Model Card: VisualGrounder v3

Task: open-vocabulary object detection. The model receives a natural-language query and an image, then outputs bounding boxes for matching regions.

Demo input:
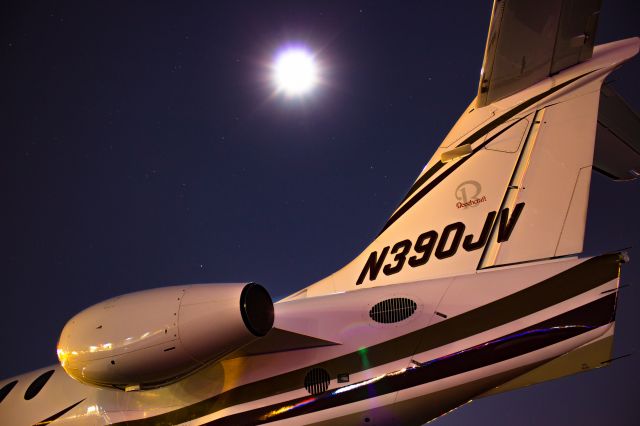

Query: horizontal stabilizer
[229,328,340,358]
[594,84,640,180]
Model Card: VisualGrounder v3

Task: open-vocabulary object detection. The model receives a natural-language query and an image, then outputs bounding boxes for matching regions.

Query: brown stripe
[307,362,545,426]
[379,118,524,236]
[399,160,445,205]
[205,294,615,425]
[33,399,85,426]
[117,253,620,425]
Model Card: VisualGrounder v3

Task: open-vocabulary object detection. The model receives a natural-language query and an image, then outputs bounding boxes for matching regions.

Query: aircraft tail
[296,37,638,298]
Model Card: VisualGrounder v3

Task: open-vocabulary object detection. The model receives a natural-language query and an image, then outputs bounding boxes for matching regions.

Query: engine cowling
[57,282,273,390]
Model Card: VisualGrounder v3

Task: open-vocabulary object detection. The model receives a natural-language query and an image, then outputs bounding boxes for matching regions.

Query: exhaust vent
[369,298,417,324]
[304,368,330,395]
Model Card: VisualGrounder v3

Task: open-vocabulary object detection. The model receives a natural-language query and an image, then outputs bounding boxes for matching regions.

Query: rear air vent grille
[369,298,417,323]
[304,368,330,395]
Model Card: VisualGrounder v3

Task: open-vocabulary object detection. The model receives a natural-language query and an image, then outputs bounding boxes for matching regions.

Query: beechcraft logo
[356,203,525,285]
[455,180,486,209]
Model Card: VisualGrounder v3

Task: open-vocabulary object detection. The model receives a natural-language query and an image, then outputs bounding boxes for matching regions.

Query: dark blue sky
[1,1,638,424]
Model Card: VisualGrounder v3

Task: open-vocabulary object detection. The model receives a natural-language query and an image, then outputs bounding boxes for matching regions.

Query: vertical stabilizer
[293,38,638,299]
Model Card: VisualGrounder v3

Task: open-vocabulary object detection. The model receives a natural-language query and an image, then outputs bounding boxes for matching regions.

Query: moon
[273,47,318,96]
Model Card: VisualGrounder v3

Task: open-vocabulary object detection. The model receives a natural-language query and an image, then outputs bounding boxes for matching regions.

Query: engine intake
[57,282,273,390]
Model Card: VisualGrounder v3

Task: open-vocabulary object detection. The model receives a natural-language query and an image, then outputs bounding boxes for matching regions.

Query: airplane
[1,1,639,425]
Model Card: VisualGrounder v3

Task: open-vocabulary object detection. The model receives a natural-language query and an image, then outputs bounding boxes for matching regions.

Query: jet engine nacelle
[57,282,273,390]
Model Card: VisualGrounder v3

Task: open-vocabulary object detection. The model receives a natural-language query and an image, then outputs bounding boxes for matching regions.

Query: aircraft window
[24,369,55,400]
[369,298,417,324]
[304,368,330,395]
[0,380,18,404]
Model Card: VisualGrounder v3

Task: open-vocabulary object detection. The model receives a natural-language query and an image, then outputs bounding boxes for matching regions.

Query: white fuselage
[0,254,621,425]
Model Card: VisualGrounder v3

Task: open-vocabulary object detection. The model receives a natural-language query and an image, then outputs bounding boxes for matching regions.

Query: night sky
[2,1,639,424]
